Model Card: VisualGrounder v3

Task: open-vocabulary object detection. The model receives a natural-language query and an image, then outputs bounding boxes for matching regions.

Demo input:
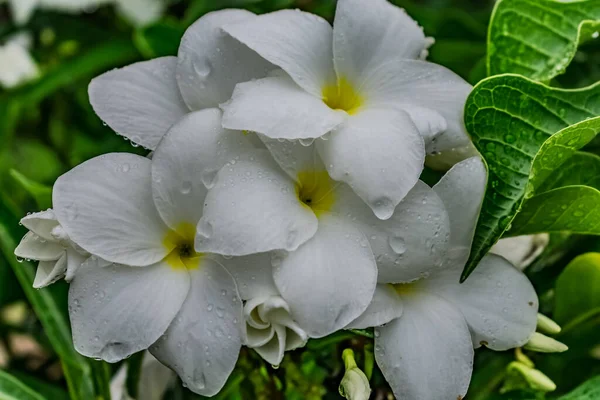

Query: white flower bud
[524,332,568,353]
[339,349,371,400]
[536,313,561,335]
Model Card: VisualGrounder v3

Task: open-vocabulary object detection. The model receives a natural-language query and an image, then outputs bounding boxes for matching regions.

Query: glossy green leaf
[536,152,600,193]
[0,370,46,400]
[0,202,96,400]
[528,117,600,194]
[463,74,600,279]
[554,253,600,325]
[509,186,600,236]
[559,376,600,399]
[488,0,600,80]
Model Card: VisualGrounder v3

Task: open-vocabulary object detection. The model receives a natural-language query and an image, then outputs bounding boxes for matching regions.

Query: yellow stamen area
[296,170,336,218]
[162,222,203,271]
[391,282,419,297]
[321,76,364,114]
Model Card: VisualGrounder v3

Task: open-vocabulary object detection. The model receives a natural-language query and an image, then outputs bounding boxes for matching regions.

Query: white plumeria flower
[1,0,164,26]
[89,9,273,151]
[52,109,257,396]
[347,157,539,400]
[219,0,472,219]
[0,33,39,89]
[14,209,88,288]
[225,254,308,366]
[491,234,549,270]
[196,139,451,338]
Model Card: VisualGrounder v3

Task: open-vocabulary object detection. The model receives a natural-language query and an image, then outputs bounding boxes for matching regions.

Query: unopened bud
[339,349,371,400]
[536,313,561,335]
[508,362,556,392]
[524,332,568,353]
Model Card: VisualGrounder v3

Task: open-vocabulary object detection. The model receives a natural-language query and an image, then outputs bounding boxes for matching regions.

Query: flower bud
[524,332,568,353]
[536,313,561,335]
[508,362,556,392]
[339,349,371,400]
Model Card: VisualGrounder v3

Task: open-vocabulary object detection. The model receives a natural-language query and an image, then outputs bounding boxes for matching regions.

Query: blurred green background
[2,0,600,399]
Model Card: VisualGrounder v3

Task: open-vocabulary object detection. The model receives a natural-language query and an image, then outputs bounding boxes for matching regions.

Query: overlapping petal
[151,109,254,229]
[423,254,538,350]
[53,153,172,267]
[223,9,336,97]
[332,0,427,82]
[332,181,450,283]
[34,256,67,288]
[221,74,344,140]
[20,209,59,241]
[15,232,63,261]
[150,258,242,397]
[375,293,473,400]
[360,59,472,154]
[318,108,424,219]
[433,156,486,254]
[346,284,403,329]
[220,253,278,300]
[176,9,273,110]
[88,57,189,150]
[69,257,190,363]
[273,214,377,338]
[196,151,317,256]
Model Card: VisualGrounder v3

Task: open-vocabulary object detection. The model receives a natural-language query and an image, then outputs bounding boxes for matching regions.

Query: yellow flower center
[162,222,203,271]
[391,281,420,297]
[321,77,364,114]
[296,170,336,218]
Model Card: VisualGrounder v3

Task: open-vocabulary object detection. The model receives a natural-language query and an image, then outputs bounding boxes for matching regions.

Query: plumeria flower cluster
[15,0,541,398]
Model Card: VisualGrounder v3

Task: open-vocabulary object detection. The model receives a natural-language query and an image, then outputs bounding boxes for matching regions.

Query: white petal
[346,284,403,329]
[65,249,87,282]
[259,137,325,182]
[332,0,427,80]
[20,209,58,240]
[221,74,344,140]
[220,253,278,300]
[8,0,38,25]
[177,9,273,110]
[53,153,171,267]
[69,257,189,363]
[0,41,39,88]
[491,234,549,270]
[150,258,242,397]
[33,255,67,288]
[253,324,286,366]
[15,232,64,261]
[274,214,377,338]
[151,109,253,229]
[115,0,163,26]
[333,181,450,283]
[223,9,336,97]
[317,108,424,220]
[423,254,538,350]
[360,60,472,154]
[375,293,473,400]
[88,57,189,150]
[433,156,486,253]
[196,151,317,256]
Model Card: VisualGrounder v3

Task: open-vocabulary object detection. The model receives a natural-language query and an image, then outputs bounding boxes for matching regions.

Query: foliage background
[1,0,600,399]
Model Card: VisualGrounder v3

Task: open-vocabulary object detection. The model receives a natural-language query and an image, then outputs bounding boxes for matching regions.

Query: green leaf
[559,375,600,399]
[488,0,600,80]
[9,170,52,209]
[0,202,96,400]
[0,370,46,400]
[535,152,600,193]
[133,21,184,59]
[509,186,600,236]
[463,74,600,279]
[554,253,600,325]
